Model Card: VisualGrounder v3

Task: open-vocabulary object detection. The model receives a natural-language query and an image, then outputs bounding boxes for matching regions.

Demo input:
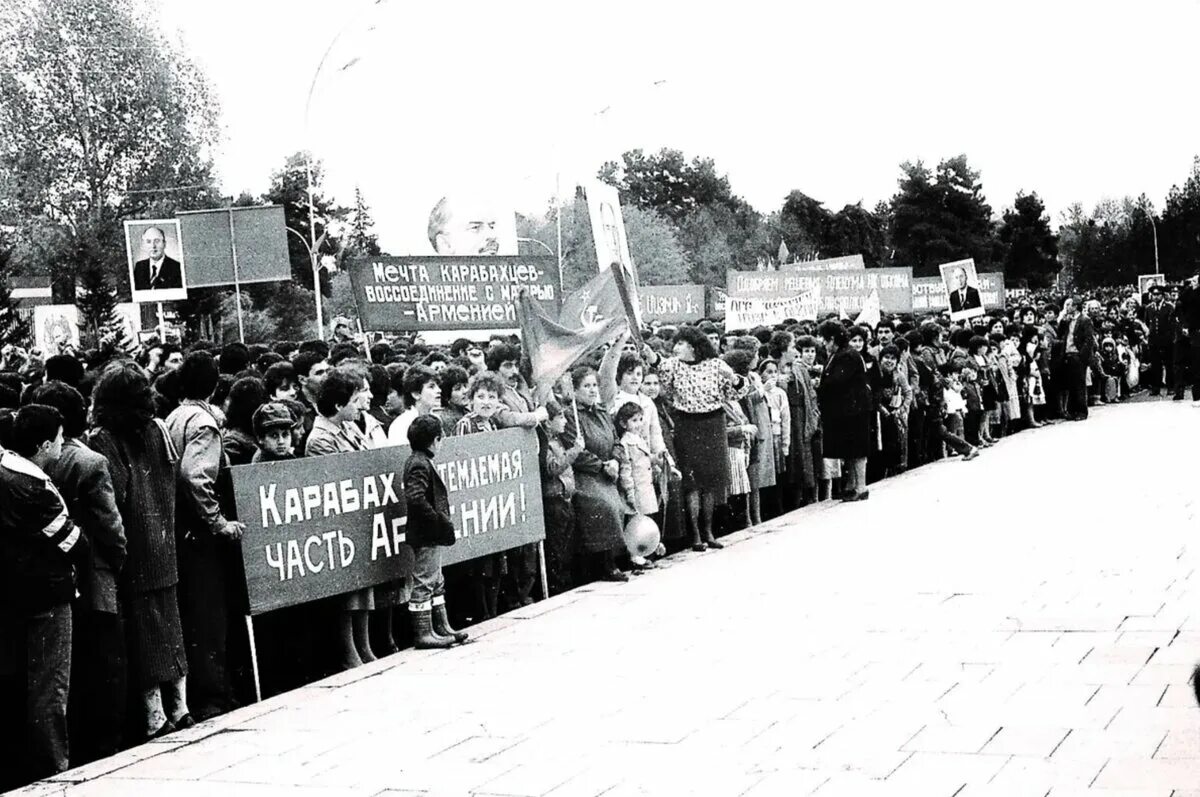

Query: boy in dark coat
[404,414,467,648]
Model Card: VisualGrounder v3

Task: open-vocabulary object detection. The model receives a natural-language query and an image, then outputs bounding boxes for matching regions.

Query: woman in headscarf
[564,365,629,581]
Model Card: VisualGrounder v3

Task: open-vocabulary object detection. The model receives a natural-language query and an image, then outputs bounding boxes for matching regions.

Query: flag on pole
[778,239,790,265]
[519,268,629,392]
[854,288,881,329]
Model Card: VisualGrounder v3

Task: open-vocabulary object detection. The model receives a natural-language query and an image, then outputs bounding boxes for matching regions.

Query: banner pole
[245,614,262,703]
[571,395,582,447]
[228,208,245,343]
[538,540,549,600]
[156,302,166,340]
[358,319,371,362]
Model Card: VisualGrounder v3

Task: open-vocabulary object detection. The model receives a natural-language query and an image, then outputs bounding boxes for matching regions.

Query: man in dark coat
[132,226,183,291]
[1174,275,1200,404]
[33,382,128,764]
[1143,284,1175,395]
[1057,298,1101,420]
[947,267,982,313]
[0,405,90,782]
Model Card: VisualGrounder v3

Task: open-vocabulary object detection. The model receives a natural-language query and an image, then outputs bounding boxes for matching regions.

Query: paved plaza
[11,399,1200,796]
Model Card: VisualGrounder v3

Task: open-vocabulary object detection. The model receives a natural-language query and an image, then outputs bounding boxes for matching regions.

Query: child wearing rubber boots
[404,414,468,647]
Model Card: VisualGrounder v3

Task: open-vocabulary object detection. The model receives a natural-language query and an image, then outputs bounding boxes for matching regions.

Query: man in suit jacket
[1057,299,1102,420]
[132,227,183,291]
[947,268,982,313]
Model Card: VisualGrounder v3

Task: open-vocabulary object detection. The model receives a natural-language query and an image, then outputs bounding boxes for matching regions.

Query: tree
[0,0,221,299]
[677,208,734,286]
[75,264,122,348]
[889,156,999,276]
[998,192,1059,288]
[599,148,768,279]
[346,186,381,258]
[1057,196,1156,288]
[1162,156,1200,279]
[776,191,828,260]
[620,206,689,285]
[0,242,30,346]
[261,151,346,295]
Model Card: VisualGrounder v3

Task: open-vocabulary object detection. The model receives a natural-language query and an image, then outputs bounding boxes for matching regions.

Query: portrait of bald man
[947,266,982,313]
[132,225,184,291]
[427,195,514,256]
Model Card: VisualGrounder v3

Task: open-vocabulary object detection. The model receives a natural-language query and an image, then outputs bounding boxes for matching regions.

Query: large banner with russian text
[232,428,546,615]
[346,255,560,332]
[727,267,913,317]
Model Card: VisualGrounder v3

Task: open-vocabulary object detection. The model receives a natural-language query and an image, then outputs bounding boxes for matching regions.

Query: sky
[159,0,1200,254]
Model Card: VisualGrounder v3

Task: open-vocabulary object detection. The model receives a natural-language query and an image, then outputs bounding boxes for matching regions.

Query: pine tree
[75,265,130,351]
[0,245,31,346]
[347,186,381,257]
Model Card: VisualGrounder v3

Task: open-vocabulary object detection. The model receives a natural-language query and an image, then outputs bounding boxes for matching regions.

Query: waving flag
[519,268,629,392]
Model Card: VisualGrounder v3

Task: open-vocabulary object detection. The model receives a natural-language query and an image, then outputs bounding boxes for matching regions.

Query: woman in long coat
[89,362,192,739]
[564,365,628,582]
[817,320,874,502]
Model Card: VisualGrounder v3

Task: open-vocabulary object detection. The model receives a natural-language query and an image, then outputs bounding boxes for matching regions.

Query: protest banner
[781,254,865,272]
[178,205,290,289]
[346,255,560,332]
[938,258,987,322]
[912,272,1006,312]
[727,267,912,315]
[124,219,188,303]
[725,290,822,330]
[639,285,706,323]
[1138,274,1166,297]
[32,304,79,354]
[9,275,52,306]
[232,427,546,615]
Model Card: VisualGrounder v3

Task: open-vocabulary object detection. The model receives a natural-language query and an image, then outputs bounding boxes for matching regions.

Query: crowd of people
[2,276,1200,788]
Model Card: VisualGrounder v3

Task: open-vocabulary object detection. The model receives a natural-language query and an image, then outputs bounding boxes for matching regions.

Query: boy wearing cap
[251,402,297,463]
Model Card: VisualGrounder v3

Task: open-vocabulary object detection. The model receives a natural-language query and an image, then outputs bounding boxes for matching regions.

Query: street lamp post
[287,227,325,334]
[302,4,381,338]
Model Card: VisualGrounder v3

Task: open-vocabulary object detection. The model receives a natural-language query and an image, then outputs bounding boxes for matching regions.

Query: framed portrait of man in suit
[124,219,188,303]
[939,258,984,323]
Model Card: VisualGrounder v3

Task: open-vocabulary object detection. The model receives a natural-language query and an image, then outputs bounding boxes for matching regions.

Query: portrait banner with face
[33,304,80,355]
[938,258,985,322]
[582,180,642,334]
[124,219,188,303]
[232,427,545,615]
[1138,274,1166,298]
[426,195,518,256]
[346,255,560,332]
[912,272,1005,313]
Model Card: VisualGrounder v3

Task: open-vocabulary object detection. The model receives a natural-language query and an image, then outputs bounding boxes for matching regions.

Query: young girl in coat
[613,401,662,568]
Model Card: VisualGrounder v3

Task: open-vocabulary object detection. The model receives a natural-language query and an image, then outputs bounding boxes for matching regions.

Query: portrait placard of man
[426,195,517,256]
[124,219,188,303]
[940,259,984,322]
